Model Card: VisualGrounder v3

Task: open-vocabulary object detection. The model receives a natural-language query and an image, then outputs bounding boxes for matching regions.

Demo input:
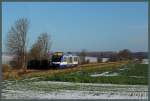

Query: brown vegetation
[2,61,128,80]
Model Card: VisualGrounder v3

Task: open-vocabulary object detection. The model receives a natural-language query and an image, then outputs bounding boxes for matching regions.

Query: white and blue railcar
[51,52,80,68]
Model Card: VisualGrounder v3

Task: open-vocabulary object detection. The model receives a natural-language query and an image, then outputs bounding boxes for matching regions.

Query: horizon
[2,50,148,54]
[2,2,148,52]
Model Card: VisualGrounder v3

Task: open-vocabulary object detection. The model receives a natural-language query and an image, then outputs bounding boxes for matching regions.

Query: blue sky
[2,2,148,52]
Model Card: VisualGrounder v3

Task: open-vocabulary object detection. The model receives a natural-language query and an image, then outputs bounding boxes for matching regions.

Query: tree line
[78,49,146,64]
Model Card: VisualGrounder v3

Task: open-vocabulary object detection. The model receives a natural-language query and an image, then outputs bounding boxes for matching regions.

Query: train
[51,52,80,68]
[27,52,80,69]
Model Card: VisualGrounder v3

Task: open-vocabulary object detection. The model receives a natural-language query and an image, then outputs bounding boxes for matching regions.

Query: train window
[74,57,78,62]
[68,57,72,63]
[63,57,67,62]
[52,55,62,62]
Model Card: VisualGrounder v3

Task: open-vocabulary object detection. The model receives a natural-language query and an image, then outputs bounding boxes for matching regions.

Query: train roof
[53,52,78,57]
[64,53,78,56]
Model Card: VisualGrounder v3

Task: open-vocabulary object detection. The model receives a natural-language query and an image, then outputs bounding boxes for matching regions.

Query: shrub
[2,64,11,73]
[3,72,10,80]
[11,71,20,80]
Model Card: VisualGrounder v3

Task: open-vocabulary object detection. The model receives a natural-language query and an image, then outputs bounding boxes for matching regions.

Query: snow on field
[90,72,145,78]
[90,72,119,77]
[128,76,145,78]
[1,80,148,99]
[2,89,148,99]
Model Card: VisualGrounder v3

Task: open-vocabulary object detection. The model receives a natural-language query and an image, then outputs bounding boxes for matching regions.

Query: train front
[51,52,64,68]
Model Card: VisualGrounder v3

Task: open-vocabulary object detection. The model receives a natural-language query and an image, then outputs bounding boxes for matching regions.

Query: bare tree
[118,49,132,60]
[7,18,29,71]
[29,43,41,60]
[30,33,52,60]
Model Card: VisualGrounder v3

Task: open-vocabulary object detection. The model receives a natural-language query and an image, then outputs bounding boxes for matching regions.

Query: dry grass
[2,64,11,72]
[2,64,12,80]
[2,71,20,80]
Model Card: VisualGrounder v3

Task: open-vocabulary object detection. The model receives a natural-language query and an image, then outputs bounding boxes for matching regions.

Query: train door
[73,56,78,65]
[66,56,73,66]
[69,56,73,63]
[63,56,67,62]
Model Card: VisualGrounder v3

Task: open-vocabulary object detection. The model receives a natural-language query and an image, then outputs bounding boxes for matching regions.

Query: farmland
[2,61,148,99]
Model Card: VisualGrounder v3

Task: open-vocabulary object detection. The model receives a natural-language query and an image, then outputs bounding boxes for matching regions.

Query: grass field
[36,62,148,85]
[4,61,148,85]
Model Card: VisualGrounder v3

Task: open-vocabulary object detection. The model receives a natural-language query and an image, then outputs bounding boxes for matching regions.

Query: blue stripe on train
[59,64,74,68]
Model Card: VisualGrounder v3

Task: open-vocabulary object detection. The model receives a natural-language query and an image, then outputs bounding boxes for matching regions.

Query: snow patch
[90,72,119,77]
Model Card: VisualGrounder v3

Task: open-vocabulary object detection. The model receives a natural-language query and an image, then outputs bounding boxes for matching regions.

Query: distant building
[141,59,149,64]
[101,58,110,62]
[85,56,98,63]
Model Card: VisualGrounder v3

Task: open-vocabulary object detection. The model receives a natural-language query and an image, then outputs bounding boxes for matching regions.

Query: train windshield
[52,55,62,62]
